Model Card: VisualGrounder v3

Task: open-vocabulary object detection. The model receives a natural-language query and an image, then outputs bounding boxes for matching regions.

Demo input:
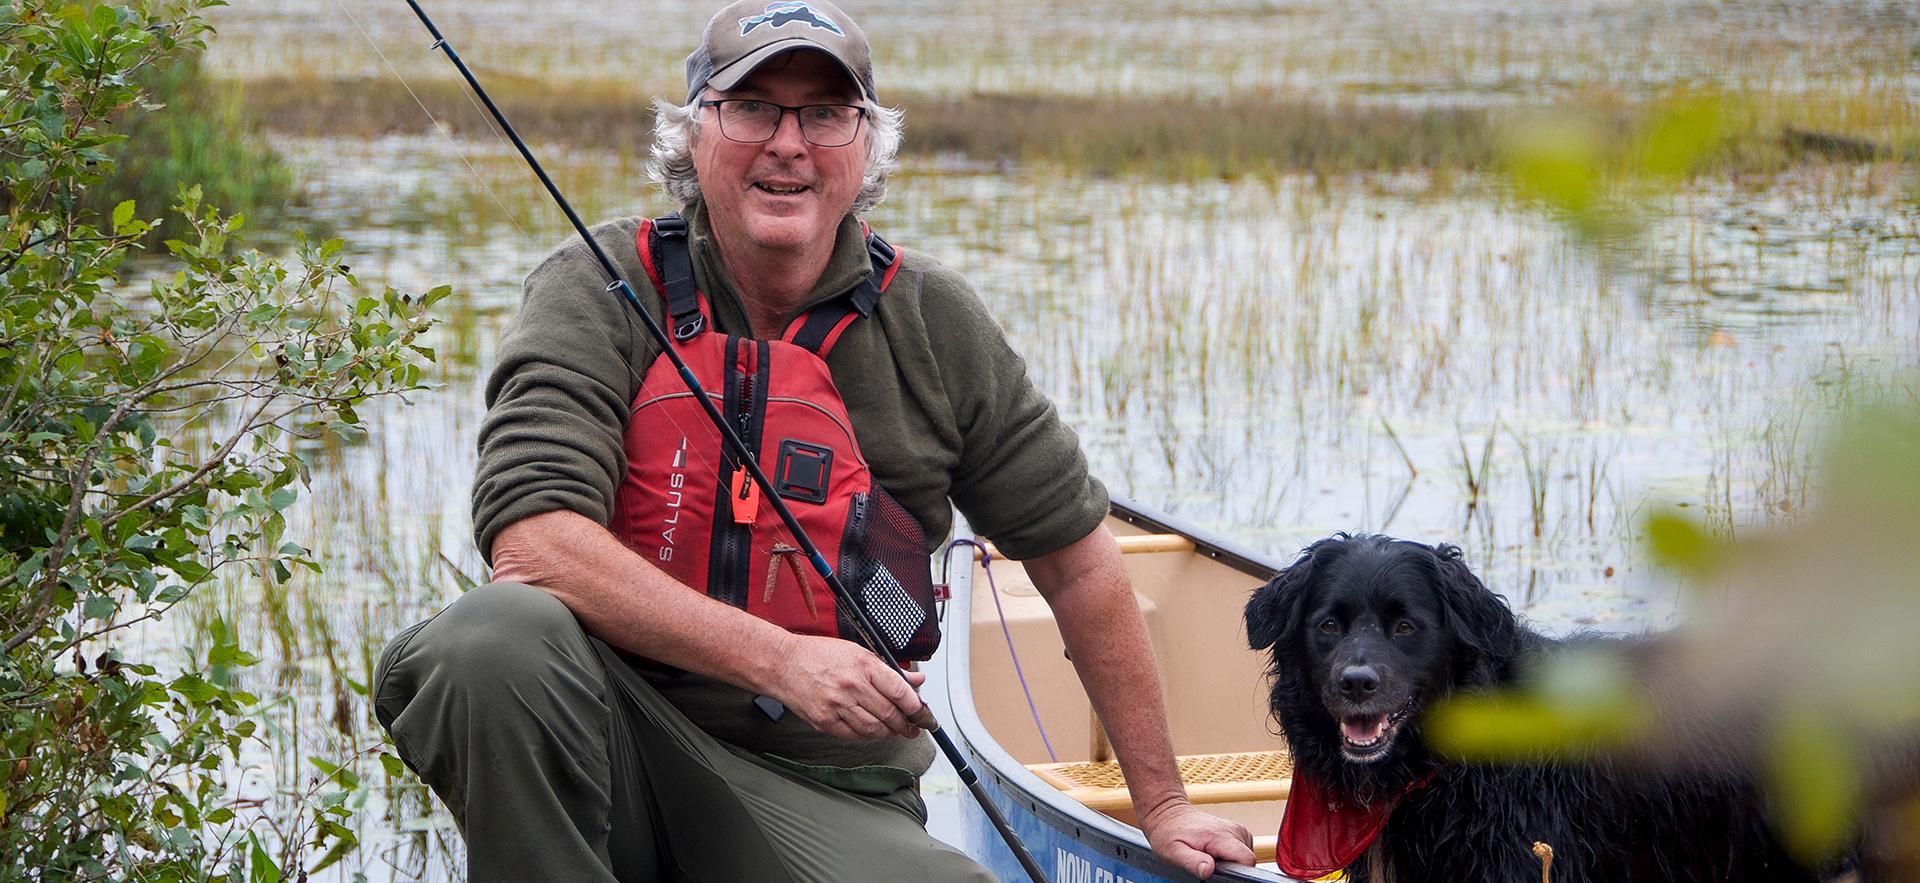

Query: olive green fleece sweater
[471,202,1108,778]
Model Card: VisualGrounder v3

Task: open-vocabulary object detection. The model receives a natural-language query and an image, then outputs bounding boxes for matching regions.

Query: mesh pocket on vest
[836,489,941,661]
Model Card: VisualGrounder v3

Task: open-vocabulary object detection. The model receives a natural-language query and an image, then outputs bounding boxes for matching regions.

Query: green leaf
[380,752,406,779]
[168,673,220,704]
[206,644,258,668]
[1765,701,1862,864]
[1645,509,1720,576]
[310,757,358,789]
[308,835,356,875]
[112,199,135,230]
[83,593,115,621]
[266,487,297,511]
[248,831,281,883]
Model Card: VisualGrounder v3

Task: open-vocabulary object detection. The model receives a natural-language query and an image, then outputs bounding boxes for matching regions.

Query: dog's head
[1247,534,1521,779]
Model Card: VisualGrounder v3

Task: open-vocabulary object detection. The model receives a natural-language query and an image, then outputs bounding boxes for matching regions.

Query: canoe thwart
[978,533,1196,561]
[1026,749,1294,815]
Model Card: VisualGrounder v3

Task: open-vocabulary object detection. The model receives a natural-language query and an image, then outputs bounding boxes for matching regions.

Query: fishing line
[333,0,718,489]
[332,0,533,244]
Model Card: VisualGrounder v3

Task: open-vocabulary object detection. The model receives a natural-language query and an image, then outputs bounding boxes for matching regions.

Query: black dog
[1245,533,1830,883]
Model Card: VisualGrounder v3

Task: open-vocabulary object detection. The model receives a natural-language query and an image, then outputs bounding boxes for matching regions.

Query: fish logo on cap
[739,2,845,36]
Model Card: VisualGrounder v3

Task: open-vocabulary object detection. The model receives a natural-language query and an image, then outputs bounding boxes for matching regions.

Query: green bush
[1,0,442,877]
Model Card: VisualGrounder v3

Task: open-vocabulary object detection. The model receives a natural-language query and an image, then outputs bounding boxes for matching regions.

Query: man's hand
[763,633,931,741]
[1139,799,1256,880]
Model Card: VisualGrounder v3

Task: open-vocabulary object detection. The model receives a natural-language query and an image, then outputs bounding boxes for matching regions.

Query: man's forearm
[1024,526,1190,819]
[489,508,795,694]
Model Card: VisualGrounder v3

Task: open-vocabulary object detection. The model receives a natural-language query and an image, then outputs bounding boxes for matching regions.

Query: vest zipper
[714,338,767,609]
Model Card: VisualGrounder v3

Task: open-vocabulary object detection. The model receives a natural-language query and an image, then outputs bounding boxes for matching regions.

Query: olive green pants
[373,582,994,882]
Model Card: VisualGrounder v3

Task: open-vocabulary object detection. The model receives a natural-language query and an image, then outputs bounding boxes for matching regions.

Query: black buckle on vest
[673,314,706,340]
[866,232,897,271]
[654,214,688,237]
[774,439,833,504]
[844,231,896,317]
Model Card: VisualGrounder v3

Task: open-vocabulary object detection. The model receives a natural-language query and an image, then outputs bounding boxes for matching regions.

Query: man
[373,1,1256,879]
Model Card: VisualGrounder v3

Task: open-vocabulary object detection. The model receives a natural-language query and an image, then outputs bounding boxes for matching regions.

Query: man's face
[693,51,868,258]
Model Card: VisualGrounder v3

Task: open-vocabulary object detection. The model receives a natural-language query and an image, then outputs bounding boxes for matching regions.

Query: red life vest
[608,214,941,661]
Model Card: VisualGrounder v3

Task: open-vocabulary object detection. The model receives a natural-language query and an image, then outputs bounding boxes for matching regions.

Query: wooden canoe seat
[1026,749,1293,816]
[978,533,1195,561]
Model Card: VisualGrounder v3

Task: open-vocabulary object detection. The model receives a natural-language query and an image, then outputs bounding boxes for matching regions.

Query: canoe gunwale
[944,495,1298,882]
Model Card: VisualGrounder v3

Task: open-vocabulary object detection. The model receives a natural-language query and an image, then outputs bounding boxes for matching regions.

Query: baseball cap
[685,1,877,103]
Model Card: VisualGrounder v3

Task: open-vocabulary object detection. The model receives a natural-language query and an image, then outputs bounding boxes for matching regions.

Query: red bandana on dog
[1276,770,1437,879]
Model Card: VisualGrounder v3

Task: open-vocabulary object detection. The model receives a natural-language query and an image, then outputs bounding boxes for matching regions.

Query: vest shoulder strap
[784,230,902,358]
[637,213,706,341]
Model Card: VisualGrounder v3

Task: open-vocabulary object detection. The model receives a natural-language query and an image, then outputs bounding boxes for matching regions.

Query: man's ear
[1246,536,1345,652]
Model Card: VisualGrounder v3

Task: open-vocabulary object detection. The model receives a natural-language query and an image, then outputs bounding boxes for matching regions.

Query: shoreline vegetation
[235,74,1917,182]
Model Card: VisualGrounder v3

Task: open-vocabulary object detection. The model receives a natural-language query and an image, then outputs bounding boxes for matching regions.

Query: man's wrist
[746,628,797,696]
[1135,792,1193,829]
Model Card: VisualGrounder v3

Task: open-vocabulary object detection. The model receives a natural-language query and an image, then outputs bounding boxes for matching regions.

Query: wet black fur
[1245,533,1826,883]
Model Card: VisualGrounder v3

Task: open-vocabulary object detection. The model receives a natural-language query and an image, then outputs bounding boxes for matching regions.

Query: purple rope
[943,539,1057,763]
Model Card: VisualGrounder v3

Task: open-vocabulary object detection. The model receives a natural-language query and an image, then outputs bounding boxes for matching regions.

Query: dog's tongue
[1342,714,1388,744]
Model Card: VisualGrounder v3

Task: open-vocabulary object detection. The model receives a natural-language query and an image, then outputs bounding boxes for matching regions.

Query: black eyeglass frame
[697,99,870,148]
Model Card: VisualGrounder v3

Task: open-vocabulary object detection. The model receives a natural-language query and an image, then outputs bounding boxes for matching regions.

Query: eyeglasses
[699,99,868,148]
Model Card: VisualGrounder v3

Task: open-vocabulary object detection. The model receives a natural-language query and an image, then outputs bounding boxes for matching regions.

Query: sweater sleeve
[922,263,1109,560]
[471,220,659,564]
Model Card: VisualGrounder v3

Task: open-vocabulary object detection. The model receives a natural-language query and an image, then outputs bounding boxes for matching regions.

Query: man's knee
[375,582,592,717]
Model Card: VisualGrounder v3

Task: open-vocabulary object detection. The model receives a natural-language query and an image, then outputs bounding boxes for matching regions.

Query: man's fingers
[883,666,935,731]
[1160,841,1214,880]
[1212,828,1256,863]
[839,704,889,740]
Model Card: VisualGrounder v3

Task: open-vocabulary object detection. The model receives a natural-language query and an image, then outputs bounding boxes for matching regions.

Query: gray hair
[646,95,904,215]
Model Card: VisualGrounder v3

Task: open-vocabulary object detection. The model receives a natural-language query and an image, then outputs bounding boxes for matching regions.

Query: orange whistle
[730,466,758,524]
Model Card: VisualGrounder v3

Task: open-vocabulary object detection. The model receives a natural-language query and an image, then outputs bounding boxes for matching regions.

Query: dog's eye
[1393,620,1418,637]
[1318,619,1339,635]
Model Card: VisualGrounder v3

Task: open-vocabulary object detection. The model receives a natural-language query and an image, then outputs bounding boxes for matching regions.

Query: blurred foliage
[1502,91,1725,246]
[1,0,442,877]
[1425,645,1644,760]
[1428,394,1920,869]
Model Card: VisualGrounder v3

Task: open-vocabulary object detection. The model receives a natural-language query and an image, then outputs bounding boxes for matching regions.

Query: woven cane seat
[1027,750,1294,814]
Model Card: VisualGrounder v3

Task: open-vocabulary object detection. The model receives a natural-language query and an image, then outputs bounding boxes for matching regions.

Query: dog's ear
[1246,536,1343,652]
[1428,544,1519,682]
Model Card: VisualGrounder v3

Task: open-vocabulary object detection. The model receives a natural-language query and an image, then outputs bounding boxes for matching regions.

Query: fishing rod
[397,2,1049,880]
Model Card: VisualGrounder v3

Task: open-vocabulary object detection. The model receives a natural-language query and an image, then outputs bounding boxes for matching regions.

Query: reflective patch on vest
[659,437,689,562]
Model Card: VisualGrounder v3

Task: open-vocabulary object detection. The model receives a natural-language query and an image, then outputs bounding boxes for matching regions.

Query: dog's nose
[1339,665,1380,701]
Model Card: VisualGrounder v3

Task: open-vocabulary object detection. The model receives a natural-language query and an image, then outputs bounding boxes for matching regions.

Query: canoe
[943,497,1302,882]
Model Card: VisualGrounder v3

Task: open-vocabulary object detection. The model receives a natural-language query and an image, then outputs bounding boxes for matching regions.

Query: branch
[0,382,150,638]
[2,390,272,651]
[0,231,57,275]
[98,392,275,533]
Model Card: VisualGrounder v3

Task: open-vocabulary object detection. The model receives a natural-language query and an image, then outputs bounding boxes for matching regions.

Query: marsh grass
[234,74,1915,182]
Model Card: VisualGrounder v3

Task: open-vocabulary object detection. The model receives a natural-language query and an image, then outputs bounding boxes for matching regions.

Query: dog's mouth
[1338,698,1417,763]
